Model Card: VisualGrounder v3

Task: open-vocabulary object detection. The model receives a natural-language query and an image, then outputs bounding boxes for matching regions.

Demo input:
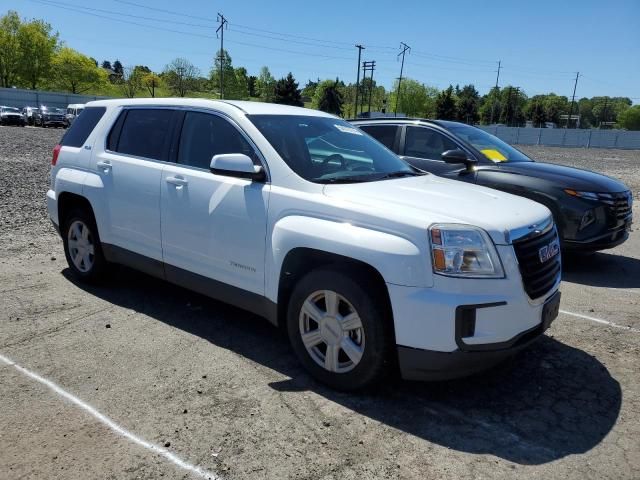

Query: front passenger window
[178,112,255,169]
[405,127,458,160]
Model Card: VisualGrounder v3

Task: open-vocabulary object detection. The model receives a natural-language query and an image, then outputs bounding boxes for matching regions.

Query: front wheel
[62,208,109,283]
[287,267,393,391]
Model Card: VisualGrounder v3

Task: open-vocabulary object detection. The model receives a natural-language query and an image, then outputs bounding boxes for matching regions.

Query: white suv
[47,99,561,390]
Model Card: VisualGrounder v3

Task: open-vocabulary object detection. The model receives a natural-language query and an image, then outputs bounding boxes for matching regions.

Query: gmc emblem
[539,240,560,263]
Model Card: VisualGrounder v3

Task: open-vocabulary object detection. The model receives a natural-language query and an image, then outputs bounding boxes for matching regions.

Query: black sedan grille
[597,191,632,221]
[513,226,561,300]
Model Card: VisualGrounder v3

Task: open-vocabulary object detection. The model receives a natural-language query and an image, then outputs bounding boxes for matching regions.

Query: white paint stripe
[0,353,219,480]
[560,310,640,333]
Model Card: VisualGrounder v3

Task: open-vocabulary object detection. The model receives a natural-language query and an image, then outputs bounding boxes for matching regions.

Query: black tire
[62,207,109,284]
[287,267,393,391]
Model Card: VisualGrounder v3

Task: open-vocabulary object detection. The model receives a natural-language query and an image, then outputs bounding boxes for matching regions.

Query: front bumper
[1,116,25,125]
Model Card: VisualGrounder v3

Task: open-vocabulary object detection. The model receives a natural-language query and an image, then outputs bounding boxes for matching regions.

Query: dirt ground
[1,126,639,480]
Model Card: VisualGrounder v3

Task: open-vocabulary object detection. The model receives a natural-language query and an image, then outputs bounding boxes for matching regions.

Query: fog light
[579,210,595,230]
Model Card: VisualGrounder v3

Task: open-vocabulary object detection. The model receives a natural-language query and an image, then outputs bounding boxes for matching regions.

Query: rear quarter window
[111,109,175,161]
[61,107,106,148]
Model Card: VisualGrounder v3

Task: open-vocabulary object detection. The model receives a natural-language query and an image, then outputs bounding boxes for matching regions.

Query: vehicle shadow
[63,267,621,466]
[562,251,640,288]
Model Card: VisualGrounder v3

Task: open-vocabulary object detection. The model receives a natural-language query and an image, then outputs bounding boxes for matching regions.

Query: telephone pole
[394,42,410,116]
[354,44,365,118]
[490,60,501,124]
[216,13,228,99]
[362,61,376,115]
[566,72,580,128]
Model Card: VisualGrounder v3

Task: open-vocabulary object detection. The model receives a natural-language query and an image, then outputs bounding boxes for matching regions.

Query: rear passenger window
[359,125,399,151]
[114,109,174,161]
[404,127,458,160]
[60,107,106,147]
[177,111,255,169]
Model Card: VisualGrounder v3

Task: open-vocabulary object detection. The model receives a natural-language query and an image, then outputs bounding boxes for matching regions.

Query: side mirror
[441,149,477,172]
[210,153,266,182]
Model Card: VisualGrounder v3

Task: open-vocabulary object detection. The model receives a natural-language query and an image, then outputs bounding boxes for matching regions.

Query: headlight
[564,189,599,201]
[429,224,504,278]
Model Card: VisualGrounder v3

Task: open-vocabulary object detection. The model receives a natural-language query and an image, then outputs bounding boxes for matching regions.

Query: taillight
[52,144,61,166]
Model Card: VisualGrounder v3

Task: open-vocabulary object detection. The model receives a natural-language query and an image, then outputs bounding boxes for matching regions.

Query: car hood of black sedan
[489,161,628,192]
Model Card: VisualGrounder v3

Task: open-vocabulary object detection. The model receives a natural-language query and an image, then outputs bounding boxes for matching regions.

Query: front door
[160,110,269,295]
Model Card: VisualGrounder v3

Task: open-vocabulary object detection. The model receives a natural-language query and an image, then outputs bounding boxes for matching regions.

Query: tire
[287,267,393,391]
[62,208,109,284]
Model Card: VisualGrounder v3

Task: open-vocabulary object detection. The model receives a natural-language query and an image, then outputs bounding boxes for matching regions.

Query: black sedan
[351,118,633,252]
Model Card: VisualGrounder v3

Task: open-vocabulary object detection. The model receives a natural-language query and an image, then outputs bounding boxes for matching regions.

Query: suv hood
[490,161,628,192]
[323,175,551,245]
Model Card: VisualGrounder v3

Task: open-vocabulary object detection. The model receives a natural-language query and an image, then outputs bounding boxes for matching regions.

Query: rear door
[160,110,269,296]
[401,125,477,182]
[92,107,177,263]
[357,124,401,152]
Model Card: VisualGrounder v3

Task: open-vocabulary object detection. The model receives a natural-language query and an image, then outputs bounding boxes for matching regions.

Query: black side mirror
[441,149,477,172]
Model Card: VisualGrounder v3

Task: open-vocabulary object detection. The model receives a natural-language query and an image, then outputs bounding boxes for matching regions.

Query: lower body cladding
[389,244,561,381]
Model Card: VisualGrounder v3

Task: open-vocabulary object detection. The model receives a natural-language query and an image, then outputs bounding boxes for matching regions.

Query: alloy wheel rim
[299,290,365,373]
[67,220,95,273]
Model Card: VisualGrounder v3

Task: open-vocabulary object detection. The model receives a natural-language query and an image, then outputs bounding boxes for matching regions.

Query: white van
[65,103,85,127]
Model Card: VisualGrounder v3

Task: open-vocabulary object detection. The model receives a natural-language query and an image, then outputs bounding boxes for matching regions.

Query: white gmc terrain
[47,99,561,390]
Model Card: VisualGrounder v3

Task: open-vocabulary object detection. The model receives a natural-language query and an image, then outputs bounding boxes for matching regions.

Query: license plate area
[541,291,561,330]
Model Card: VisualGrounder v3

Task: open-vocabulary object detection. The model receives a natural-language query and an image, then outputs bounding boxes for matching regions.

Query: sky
[4,0,640,101]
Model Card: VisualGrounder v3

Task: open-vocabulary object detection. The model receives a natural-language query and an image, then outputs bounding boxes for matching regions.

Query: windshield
[249,114,418,183]
[3,107,20,113]
[448,124,532,163]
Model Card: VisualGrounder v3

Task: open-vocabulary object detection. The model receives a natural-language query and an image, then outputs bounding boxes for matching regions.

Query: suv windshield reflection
[448,124,533,163]
[249,115,419,183]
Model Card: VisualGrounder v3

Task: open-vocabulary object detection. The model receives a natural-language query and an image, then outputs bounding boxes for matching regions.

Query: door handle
[166,176,188,186]
[96,160,112,171]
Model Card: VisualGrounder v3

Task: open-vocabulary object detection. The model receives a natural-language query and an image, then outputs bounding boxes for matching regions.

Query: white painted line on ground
[560,310,640,333]
[0,353,219,480]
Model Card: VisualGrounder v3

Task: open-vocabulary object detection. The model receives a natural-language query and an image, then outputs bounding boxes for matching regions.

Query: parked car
[22,106,40,126]
[352,119,632,253]
[0,106,26,126]
[47,99,561,390]
[65,103,85,127]
[35,106,67,128]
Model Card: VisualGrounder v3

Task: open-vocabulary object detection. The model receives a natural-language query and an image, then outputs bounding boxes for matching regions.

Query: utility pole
[566,72,580,129]
[362,61,376,114]
[354,45,365,118]
[513,87,520,126]
[216,13,228,99]
[394,42,411,116]
[601,97,609,128]
[490,60,501,124]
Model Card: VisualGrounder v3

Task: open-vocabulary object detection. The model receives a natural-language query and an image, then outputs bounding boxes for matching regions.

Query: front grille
[597,191,632,221]
[513,226,561,299]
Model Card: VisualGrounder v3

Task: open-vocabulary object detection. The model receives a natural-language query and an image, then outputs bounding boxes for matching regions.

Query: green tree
[0,11,21,88]
[247,75,257,97]
[436,85,457,120]
[142,72,162,97]
[543,94,569,126]
[479,87,501,124]
[101,60,112,70]
[118,66,143,98]
[51,47,107,93]
[163,57,199,97]
[273,72,303,106]
[232,66,250,100]
[456,84,480,124]
[388,78,436,117]
[17,18,59,89]
[525,96,547,127]
[302,78,319,99]
[313,79,344,115]
[256,66,276,102]
[617,105,640,130]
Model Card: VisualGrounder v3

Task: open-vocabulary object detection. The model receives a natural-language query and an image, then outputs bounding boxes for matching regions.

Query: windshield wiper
[315,175,375,184]
[375,170,424,180]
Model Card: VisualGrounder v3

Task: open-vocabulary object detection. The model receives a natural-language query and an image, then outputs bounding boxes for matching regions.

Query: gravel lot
[1,125,639,480]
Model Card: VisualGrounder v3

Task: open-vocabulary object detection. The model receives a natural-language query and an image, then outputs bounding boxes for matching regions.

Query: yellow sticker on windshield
[481,149,507,162]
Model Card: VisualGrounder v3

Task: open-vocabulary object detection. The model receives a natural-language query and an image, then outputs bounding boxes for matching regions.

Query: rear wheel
[287,267,392,391]
[62,208,109,283]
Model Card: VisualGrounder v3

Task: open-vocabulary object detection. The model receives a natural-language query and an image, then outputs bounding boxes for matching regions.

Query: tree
[313,79,344,115]
[525,96,547,127]
[302,78,319,99]
[542,94,569,126]
[0,11,21,88]
[256,66,276,102]
[273,72,303,106]
[388,78,436,117]
[142,72,162,97]
[17,18,59,89]
[456,84,480,124]
[118,66,143,98]
[51,47,107,93]
[479,87,501,124]
[247,75,257,97]
[435,85,457,120]
[163,57,199,97]
[617,105,640,130]
[101,60,112,70]
[112,59,123,76]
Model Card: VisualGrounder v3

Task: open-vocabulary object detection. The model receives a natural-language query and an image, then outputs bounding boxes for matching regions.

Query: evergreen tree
[455,84,480,124]
[313,79,344,115]
[274,72,303,106]
[248,75,257,97]
[112,59,123,76]
[101,60,112,70]
[435,85,457,120]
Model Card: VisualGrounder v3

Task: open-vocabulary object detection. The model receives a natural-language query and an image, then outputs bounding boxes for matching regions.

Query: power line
[112,0,211,21]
